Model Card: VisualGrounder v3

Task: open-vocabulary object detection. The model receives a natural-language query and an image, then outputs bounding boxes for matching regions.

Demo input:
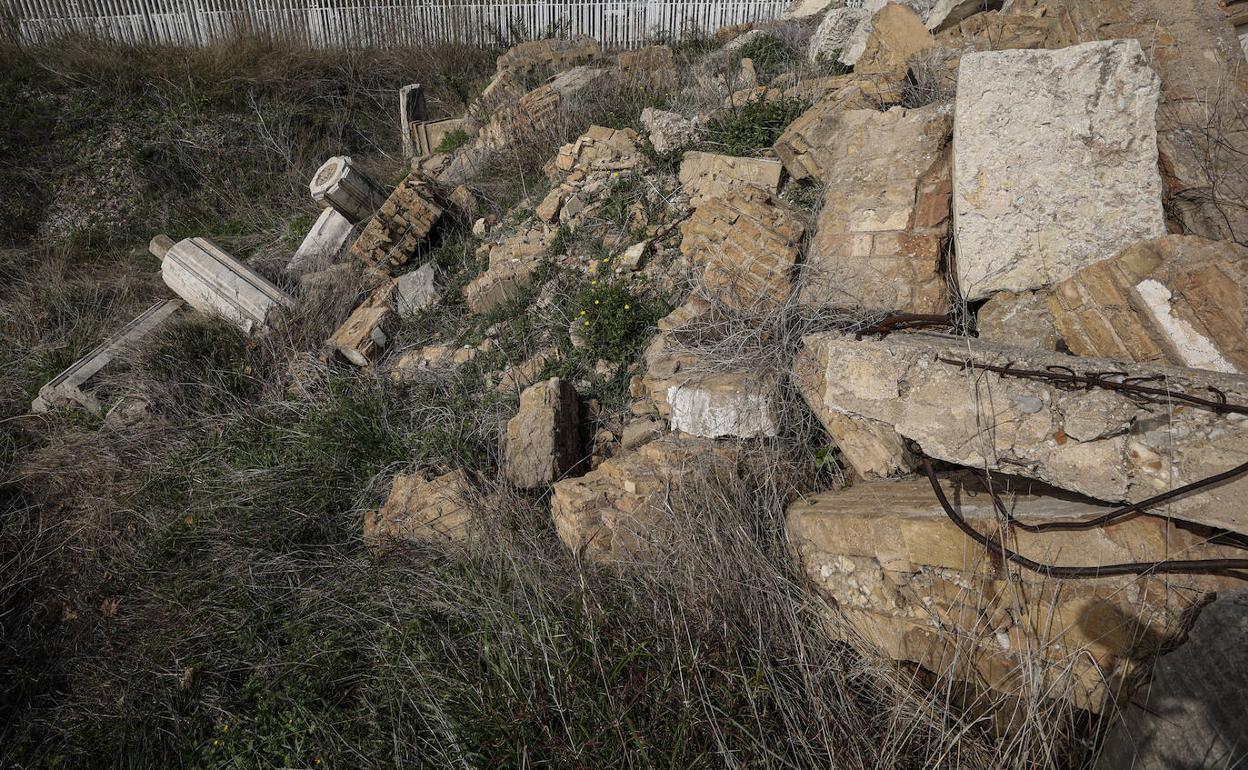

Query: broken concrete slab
[364,469,477,545]
[393,262,440,318]
[1049,235,1248,374]
[328,304,393,367]
[551,436,740,561]
[787,474,1242,712]
[350,176,444,270]
[678,151,783,207]
[800,103,952,313]
[503,377,583,489]
[31,299,184,414]
[679,187,805,313]
[640,107,697,154]
[794,330,1248,535]
[310,155,390,224]
[153,235,293,335]
[953,40,1166,300]
[286,206,355,276]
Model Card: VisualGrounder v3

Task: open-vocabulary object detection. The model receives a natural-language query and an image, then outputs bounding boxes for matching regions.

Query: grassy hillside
[0,34,1087,770]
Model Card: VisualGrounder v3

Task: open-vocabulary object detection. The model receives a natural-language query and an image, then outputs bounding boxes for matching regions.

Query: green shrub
[703,97,808,157]
[575,276,661,363]
[734,33,794,80]
[434,128,471,154]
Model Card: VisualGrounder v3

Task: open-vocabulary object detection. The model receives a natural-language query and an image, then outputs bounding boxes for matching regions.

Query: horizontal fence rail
[0,0,789,48]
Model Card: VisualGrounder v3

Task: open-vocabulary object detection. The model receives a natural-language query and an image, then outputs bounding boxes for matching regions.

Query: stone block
[976,289,1059,351]
[799,104,952,313]
[787,474,1242,712]
[31,299,184,414]
[157,236,293,335]
[286,207,355,276]
[640,107,698,154]
[503,377,583,489]
[398,83,427,159]
[393,262,440,318]
[925,0,1000,32]
[953,40,1166,300]
[840,2,935,74]
[617,45,677,90]
[678,151,783,207]
[773,77,908,182]
[554,125,644,174]
[496,36,601,77]
[364,469,476,545]
[410,117,475,157]
[310,155,390,224]
[350,176,444,269]
[1049,235,1248,374]
[328,304,393,367]
[794,330,1248,535]
[808,7,872,63]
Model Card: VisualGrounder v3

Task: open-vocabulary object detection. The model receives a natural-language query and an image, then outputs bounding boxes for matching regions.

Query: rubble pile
[36,2,1248,750]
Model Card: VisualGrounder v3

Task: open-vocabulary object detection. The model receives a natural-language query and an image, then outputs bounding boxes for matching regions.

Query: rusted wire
[979,460,1248,533]
[921,459,1248,579]
[856,313,954,339]
[937,356,1248,415]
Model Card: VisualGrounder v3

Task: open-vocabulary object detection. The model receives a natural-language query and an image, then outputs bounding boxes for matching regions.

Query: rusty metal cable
[937,356,1248,415]
[856,313,954,338]
[921,459,1248,579]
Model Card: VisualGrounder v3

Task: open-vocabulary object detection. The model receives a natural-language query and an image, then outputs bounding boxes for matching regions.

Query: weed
[434,128,471,154]
[734,32,794,80]
[575,275,662,364]
[549,222,573,256]
[702,97,808,157]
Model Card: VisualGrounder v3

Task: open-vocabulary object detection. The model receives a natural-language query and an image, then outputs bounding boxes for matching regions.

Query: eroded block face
[953,40,1166,300]
[286,207,355,276]
[162,238,292,334]
[503,377,583,489]
[32,299,184,414]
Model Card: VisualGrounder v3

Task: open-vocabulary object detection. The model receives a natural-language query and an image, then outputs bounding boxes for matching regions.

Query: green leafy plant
[434,128,471,154]
[703,97,808,157]
[574,276,660,363]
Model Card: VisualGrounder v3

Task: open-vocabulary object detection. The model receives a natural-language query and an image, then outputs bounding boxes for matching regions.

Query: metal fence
[0,0,789,48]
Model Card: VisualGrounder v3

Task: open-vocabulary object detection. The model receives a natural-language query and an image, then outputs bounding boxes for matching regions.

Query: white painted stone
[309,156,389,224]
[394,262,440,317]
[399,83,427,159]
[160,237,293,334]
[286,207,355,275]
[953,40,1166,300]
[1134,278,1236,374]
[666,382,778,439]
[32,299,183,414]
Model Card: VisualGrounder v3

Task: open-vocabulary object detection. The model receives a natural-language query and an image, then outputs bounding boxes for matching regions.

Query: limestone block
[800,104,952,313]
[934,9,1056,52]
[393,262,440,318]
[494,347,561,393]
[364,469,476,544]
[953,40,1166,300]
[667,374,779,439]
[678,151,783,207]
[286,207,355,276]
[555,125,644,174]
[807,7,872,64]
[976,289,1059,351]
[464,226,550,315]
[31,299,183,414]
[309,155,389,224]
[550,436,740,561]
[350,176,444,269]
[617,45,677,90]
[787,474,1241,712]
[328,305,393,367]
[679,188,805,312]
[503,377,582,489]
[1096,588,1248,769]
[1049,235,1248,374]
[158,236,293,335]
[773,77,908,182]
[496,36,600,76]
[840,2,935,74]
[794,330,1248,535]
[819,411,916,479]
[640,107,698,154]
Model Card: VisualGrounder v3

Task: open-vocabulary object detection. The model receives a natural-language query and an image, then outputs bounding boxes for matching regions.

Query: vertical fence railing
[0,0,788,47]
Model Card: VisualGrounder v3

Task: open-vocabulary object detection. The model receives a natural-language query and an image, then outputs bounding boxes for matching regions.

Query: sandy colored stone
[551,436,740,561]
[464,226,550,315]
[617,44,677,90]
[678,151,783,207]
[1049,235,1248,374]
[640,107,697,154]
[555,125,644,174]
[808,7,872,64]
[350,176,444,269]
[496,36,600,76]
[787,474,1241,712]
[976,289,1059,351]
[841,2,935,74]
[953,40,1165,300]
[328,304,393,367]
[773,77,908,182]
[800,104,952,313]
[794,330,1248,535]
[503,377,583,489]
[679,188,805,313]
[364,469,476,544]
[925,0,1000,32]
